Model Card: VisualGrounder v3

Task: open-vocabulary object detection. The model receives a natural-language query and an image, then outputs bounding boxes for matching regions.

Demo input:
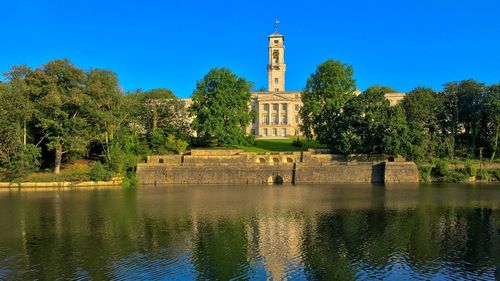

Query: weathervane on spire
[274,18,280,33]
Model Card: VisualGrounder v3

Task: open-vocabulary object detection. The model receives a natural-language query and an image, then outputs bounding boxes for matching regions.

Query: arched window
[158,158,164,164]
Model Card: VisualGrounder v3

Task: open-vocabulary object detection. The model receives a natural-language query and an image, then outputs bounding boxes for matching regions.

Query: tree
[2,65,37,146]
[33,59,91,174]
[484,84,500,160]
[141,88,191,146]
[85,68,122,152]
[442,80,486,158]
[332,86,409,155]
[300,59,356,144]
[190,68,254,146]
[401,87,444,160]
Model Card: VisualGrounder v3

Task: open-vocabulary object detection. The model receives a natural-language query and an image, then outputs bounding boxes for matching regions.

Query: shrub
[464,160,477,177]
[431,160,449,178]
[443,170,468,183]
[477,169,490,181]
[292,138,304,147]
[492,169,500,181]
[88,161,112,181]
[418,165,433,182]
[5,144,41,180]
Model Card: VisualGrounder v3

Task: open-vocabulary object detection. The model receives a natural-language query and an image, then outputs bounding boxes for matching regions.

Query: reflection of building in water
[246,213,309,280]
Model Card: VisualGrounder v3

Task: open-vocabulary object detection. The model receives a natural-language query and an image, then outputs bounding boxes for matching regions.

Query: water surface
[0,183,499,280]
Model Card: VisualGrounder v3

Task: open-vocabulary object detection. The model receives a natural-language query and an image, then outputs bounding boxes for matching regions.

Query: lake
[0,184,499,280]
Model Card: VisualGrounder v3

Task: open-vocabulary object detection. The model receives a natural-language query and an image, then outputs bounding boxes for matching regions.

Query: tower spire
[274,18,280,33]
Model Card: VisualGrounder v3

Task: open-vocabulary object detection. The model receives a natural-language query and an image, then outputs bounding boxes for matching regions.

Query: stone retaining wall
[137,150,420,185]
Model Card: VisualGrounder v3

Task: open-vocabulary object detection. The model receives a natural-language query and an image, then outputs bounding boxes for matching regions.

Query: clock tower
[268,19,286,92]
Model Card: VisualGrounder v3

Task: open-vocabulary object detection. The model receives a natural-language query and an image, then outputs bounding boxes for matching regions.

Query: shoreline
[0,179,122,188]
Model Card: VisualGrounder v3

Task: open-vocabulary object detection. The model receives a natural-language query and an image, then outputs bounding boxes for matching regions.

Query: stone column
[287,103,291,126]
[277,103,281,124]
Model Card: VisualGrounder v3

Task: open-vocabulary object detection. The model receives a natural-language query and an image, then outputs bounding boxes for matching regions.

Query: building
[184,23,406,138]
[247,26,405,137]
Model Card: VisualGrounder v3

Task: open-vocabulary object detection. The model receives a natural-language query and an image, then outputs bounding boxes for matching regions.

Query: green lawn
[236,138,326,152]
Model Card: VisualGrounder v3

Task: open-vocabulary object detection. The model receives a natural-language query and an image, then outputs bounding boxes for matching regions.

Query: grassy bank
[418,160,500,183]
[236,137,326,152]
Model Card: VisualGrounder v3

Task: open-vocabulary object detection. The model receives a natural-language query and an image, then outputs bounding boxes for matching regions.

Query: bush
[443,170,468,183]
[492,169,500,181]
[5,144,41,180]
[418,165,433,182]
[464,160,477,176]
[431,160,449,178]
[292,138,304,147]
[88,161,112,181]
[477,169,490,181]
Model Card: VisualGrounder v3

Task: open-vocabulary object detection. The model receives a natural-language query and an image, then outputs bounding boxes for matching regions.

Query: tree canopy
[299,59,356,143]
[190,68,254,146]
[0,59,190,179]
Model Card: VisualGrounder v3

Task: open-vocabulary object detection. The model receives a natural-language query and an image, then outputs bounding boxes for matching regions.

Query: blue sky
[1,0,499,98]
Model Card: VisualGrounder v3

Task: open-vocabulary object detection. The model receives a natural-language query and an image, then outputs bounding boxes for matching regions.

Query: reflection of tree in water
[1,187,500,280]
[190,218,250,280]
[300,207,500,280]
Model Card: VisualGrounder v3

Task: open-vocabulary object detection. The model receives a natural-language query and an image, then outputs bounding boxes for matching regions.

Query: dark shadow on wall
[371,163,385,183]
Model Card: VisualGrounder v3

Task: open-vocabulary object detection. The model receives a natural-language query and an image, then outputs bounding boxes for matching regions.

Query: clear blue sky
[1,0,499,98]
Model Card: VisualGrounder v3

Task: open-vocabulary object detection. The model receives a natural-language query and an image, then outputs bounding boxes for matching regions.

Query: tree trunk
[54,144,62,174]
[23,119,27,146]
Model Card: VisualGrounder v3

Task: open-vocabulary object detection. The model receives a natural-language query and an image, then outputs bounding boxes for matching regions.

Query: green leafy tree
[2,65,37,146]
[141,88,191,152]
[333,86,409,155]
[442,80,486,158]
[300,59,356,143]
[190,68,254,146]
[33,59,91,174]
[484,84,500,160]
[401,87,444,160]
[85,69,122,153]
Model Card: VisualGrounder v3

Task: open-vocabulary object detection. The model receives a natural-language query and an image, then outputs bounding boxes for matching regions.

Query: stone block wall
[137,150,420,185]
[383,162,420,183]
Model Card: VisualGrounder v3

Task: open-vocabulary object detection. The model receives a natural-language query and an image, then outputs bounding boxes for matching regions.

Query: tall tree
[2,65,37,146]
[190,68,254,146]
[442,80,486,157]
[484,84,500,160]
[300,59,356,144]
[401,87,444,160]
[333,86,409,155]
[33,59,91,174]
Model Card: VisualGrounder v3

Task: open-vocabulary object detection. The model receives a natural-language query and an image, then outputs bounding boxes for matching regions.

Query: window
[295,115,299,123]
[264,104,269,111]
[273,128,277,136]
[275,88,279,92]
[274,78,278,84]
[282,128,286,136]
[263,114,268,124]
[273,103,279,111]
[251,129,256,135]
[273,50,279,63]
[274,40,279,44]
[295,104,299,111]
[273,114,279,124]
[282,104,287,110]
[264,128,268,136]
[281,114,287,124]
